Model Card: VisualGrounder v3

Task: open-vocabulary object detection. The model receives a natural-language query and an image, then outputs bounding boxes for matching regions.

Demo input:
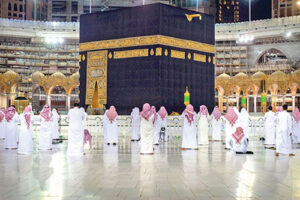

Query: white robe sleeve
[229,139,233,149]
[31,113,35,124]
[288,114,292,134]
[67,111,71,121]
[83,111,87,121]
[243,138,248,148]
[14,113,20,124]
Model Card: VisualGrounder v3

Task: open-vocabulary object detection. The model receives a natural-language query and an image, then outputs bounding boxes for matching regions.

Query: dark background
[238,0,272,22]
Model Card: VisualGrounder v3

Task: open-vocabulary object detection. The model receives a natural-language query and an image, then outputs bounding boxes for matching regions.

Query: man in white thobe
[239,108,250,139]
[131,107,141,141]
[4,106,19,149]
[264,106,276,148]
[51,108,60,139]
[292,107,300,144]
[103,110,109,144]
[229,127,253,154]
[67,103,87,155]
[275,104,295,157]
[224,107,239,150]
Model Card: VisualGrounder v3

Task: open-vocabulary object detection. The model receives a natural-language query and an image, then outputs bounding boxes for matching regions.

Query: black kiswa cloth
[80,3,214,44]
[79,3,215,114]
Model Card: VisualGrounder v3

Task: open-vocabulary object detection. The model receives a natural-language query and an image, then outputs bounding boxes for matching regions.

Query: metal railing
[216,63,291,74]
[0,18,79,30]
[216,15,300,33]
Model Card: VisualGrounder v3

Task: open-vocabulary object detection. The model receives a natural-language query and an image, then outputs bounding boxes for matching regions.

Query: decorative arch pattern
[215,71,297,96]
[215,70,300,112]
[0,70,79,96]
[255,48,289,65]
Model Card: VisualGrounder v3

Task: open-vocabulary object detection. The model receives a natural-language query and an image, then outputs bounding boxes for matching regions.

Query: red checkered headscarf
[212,106,221,121]
[225,107,238,126]
[232,127,244,145]
[184,104,194,125]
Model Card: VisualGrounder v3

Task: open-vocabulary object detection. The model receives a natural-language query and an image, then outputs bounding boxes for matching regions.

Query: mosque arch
[33,85,46,94]
[255,48,288,65]
[32,86,46,112]
[0,85,5,94]
[70,86,80,107]
[32,84,46,94]
[246,84,257,95]
[49,84,67,96]
[0,85,7,108]
[50,86,67,111]
[68,84,79,96]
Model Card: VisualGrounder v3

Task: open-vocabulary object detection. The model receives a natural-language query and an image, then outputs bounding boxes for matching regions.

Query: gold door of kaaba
[86,50,108,108]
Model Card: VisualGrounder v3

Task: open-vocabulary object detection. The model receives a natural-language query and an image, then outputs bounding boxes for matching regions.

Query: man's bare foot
[275,152,279,157]
[289,154,295,157]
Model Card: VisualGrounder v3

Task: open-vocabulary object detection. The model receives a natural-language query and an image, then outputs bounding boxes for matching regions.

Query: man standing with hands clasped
[275,104,295,157]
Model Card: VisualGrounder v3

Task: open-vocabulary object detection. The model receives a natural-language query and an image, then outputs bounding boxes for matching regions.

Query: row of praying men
[1,102,299,156]
[0,103,88,156]
[131,106,168,145]
[0,105,60,154]
[102,105,168,153]
[180,104,252,154]
[135,103,299,156]
[264,105,299,156]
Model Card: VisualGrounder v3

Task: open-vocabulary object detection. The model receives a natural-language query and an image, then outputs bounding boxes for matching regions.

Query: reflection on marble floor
[0,138,300,200]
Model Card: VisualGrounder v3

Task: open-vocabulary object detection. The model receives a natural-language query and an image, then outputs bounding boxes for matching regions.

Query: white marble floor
[0,138,300,200]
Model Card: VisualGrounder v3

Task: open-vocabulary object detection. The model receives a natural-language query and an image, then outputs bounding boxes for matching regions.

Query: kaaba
[79,3,215,114]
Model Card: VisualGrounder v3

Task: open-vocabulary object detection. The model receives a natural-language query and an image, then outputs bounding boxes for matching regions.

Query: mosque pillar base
[254,96,257,113]
[67,95,71,110]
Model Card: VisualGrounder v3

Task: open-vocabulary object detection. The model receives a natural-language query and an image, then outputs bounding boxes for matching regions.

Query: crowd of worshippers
[0,102,299,156]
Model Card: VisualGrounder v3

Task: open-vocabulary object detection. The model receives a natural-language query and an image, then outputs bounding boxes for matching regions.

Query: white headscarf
[233,107,240,116]
[239,108,249,126]
[131,107,140,118]
[240,108,249,118]
[52,108,59,118]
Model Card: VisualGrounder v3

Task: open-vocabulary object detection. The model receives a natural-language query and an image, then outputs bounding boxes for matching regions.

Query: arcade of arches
[0,71,79,113]
[216,70,300,113]
[0,70,299,113]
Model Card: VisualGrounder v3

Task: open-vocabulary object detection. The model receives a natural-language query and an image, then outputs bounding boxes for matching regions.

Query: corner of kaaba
[79,3,215,114]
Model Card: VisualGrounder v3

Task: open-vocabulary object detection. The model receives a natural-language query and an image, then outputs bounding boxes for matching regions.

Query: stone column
[218,96,223,112]
[226,96,229,111]
[46,95,51,107]
[254,96,257,113]
[6,93,10,107]
[67,95,71,110]
[272,95,277,111]
[292,95,295,111]
[247,96,250,112]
